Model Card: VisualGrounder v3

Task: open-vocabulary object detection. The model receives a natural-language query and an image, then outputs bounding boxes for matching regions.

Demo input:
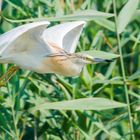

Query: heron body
[0,21,110,77]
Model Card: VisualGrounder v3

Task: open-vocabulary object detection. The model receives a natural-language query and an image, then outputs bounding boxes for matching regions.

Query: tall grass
[0,0,140,140]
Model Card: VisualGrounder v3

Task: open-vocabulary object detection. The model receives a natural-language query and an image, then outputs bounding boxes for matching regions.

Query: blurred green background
[0,0,140,140]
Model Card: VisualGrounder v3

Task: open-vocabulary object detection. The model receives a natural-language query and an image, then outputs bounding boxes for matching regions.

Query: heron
[0,21,111,86]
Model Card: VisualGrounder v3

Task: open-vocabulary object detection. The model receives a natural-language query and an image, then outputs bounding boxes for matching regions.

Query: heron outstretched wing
[42,21,86,53]
[0,21,51,60]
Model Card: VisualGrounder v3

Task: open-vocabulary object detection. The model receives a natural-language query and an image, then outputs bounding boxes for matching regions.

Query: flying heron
[0,21,112,86]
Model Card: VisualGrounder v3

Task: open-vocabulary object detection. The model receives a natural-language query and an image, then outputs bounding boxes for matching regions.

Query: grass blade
[78,50,119,60]
[2,9,114,23]
[118,0,139,34]
[30,98,126,112]
[94,18,115,32]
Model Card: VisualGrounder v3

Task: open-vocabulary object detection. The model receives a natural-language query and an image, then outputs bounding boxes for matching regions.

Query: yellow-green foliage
[0,0,140,140]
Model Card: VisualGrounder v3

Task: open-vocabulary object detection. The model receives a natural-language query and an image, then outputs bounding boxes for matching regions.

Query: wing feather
[0,21,50,59]
[42,21,86,53]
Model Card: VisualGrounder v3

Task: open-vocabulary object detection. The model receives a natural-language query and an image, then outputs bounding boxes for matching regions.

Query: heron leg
[0,66,20,87]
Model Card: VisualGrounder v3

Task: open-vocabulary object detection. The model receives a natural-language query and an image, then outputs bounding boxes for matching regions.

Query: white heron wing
[42,21,86,53]
[0,21,50,59]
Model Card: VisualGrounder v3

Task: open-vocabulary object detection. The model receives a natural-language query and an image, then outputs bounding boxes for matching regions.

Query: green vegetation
[0,0,140,140]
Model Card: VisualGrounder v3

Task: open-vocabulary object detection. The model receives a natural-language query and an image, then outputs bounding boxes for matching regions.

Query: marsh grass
[0,0,140,140]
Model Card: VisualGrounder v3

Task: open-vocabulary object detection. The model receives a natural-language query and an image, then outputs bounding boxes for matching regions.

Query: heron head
[70,54,112,66]
[69,54,94,66]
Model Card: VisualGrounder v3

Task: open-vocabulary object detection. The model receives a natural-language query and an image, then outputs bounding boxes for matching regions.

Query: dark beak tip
[105,59,114,62]
[94,58,115,63]
[106,58,117,62]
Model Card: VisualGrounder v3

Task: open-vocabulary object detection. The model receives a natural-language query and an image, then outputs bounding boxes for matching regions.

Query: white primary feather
[42,21,86,53]
[0,21,50,62]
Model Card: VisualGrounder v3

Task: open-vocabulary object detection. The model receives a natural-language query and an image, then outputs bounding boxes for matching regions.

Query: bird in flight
[0,21,112,86]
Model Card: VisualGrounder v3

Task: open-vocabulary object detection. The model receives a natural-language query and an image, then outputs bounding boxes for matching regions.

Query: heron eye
[82,57,87,61]
[83,57,89,61]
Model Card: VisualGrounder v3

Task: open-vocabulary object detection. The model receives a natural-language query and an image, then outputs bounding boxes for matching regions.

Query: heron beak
[84,55,113,64]
[93,58,113,63]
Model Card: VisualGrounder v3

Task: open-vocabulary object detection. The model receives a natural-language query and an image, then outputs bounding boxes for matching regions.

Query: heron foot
[0,66,19,87]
